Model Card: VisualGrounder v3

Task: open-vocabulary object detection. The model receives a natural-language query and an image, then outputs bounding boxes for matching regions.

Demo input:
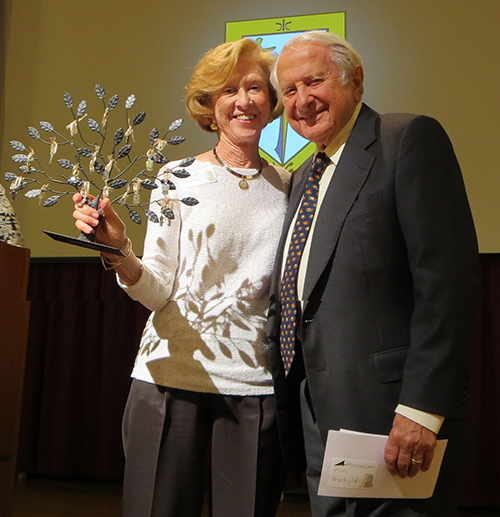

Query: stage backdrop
[1,0,499,255]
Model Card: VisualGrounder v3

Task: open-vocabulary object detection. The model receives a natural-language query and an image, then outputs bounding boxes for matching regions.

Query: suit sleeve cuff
[395,404,445,434]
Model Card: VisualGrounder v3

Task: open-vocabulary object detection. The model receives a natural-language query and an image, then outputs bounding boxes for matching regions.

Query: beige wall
[1,0,499,256]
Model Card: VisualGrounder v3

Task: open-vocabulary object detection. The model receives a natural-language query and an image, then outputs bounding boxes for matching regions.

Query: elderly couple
[73,32,479,517]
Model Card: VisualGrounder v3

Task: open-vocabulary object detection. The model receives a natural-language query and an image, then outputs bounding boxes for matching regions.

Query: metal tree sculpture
[4,83,197,253]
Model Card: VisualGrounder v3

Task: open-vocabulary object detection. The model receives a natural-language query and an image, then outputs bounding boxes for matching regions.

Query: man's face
[213,55,271,149]
[277,43,363,149]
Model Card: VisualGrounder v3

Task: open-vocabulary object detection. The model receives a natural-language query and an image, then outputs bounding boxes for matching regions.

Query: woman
[73,39,289,517]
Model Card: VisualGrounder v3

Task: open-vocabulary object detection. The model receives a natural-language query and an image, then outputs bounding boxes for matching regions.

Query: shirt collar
[316,102,362,165]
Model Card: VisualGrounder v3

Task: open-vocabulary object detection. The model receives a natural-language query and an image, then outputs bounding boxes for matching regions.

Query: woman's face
[213,55,271,147]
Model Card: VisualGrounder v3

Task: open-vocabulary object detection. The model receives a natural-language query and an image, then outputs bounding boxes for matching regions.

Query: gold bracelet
[100,237,132,271]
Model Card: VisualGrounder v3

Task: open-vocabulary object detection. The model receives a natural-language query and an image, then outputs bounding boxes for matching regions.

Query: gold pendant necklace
[213,148,263,190]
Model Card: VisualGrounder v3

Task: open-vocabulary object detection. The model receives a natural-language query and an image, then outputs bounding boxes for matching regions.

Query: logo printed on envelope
[328,458,379,489]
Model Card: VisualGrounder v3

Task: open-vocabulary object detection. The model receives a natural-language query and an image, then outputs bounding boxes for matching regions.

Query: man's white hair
[271,30,364,97]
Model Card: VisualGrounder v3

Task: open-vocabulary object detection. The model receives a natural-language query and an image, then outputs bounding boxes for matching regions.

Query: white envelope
[318,429,447,499]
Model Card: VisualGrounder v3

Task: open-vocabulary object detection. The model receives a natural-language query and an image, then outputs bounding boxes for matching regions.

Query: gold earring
[210,122,218,131]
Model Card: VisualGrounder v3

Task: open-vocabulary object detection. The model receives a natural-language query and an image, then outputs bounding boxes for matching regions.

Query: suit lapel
[302,104,378,305]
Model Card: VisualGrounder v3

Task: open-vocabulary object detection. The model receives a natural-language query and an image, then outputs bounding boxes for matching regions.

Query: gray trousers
[122,379,284,517]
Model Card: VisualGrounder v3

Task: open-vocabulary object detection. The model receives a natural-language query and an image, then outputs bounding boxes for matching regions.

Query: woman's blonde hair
[185,39,282,132]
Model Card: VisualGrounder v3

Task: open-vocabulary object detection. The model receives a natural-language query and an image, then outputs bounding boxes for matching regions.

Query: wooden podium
[0,241,30,517]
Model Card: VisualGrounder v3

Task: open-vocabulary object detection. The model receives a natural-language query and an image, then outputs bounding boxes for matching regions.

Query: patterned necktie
[279,152,331,376]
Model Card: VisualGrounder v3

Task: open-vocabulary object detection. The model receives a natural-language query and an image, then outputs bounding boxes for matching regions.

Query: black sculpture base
[43,230,124,256]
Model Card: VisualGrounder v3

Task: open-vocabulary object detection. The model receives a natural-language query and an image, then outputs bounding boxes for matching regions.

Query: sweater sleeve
[117,165,181,312]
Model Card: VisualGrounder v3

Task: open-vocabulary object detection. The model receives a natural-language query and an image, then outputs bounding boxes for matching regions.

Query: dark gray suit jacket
[267,103,480,471]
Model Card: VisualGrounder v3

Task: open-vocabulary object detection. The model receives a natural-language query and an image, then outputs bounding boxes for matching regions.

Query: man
[267,31,479,516]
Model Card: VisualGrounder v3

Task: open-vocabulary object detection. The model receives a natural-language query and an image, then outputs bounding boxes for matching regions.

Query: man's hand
[384,413,437,478]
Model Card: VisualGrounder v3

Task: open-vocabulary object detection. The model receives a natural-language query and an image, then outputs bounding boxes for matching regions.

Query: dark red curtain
[461,254,500,506]
[15,255,500,507]
[17,259,150,480]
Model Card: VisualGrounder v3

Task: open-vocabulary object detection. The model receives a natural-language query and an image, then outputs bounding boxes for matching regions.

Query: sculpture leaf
[77,147,93,158]
[149,128,159,145]
[133,111,146,126]
[145,209,159,223]
[63,92,73,108]
[140,179,158,190]
[40,121,54,133]
[77,100,87,118]
[95,84,106,100]
[167,136,185,145]
[128,209,141,224]
[107,94,119,111]
[110,179,127,189]
[181,197,199,206]
[88,118,100,132]
[44,195,61,207]
[12,154,28,163]
[25,189,42,198]
[125,94,136,110]
[58,159,74,169]
[28,127,41,140]
[117,144,132,159]
[172,168,190,179]
[10,141,27,152]
[114,128,124,146]
[168,119,183,132]
[67,177,84,188]
[179,157,195,168]
[162,206,175,220]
